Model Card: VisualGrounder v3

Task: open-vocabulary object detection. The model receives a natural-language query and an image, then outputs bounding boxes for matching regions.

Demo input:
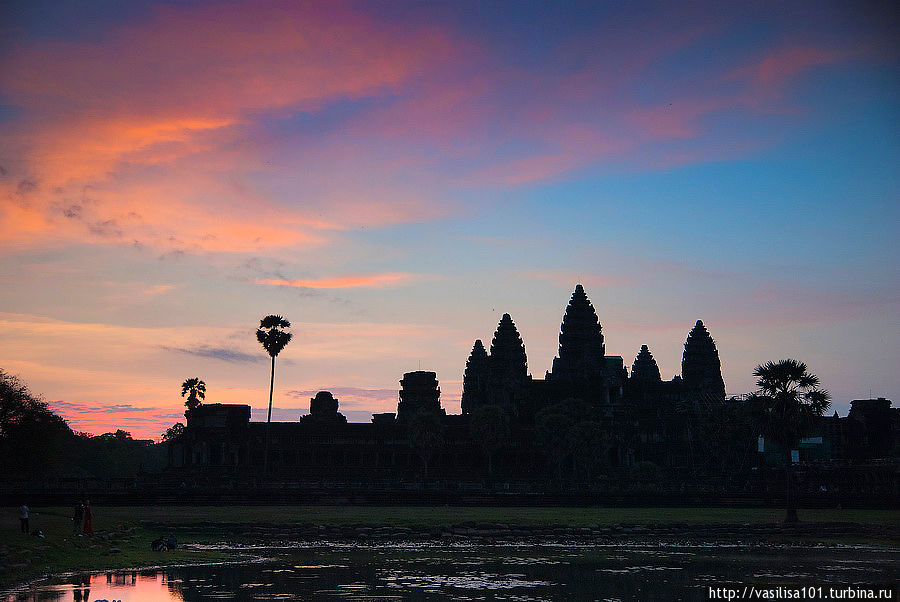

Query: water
[7,542,899,601]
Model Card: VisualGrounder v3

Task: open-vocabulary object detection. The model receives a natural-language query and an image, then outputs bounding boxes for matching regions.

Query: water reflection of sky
[8,572,181,602]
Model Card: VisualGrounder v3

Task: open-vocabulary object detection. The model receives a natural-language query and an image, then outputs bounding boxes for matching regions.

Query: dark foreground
[6,541,900,601]
[2,506,898,592]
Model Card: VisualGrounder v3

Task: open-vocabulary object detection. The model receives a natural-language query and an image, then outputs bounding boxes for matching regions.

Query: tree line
[0,369,165,481]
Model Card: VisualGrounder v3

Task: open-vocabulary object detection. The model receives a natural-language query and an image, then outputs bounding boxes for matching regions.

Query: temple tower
[397,371,444,421]
[300,391,347,424]
[488,313,528,408]
[550,284,606,383]
[630,345,662,382]
[461,339,490,415]
[681,320,726,400]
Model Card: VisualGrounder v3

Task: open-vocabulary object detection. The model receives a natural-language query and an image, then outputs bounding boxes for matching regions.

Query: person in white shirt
[19,504,29,534]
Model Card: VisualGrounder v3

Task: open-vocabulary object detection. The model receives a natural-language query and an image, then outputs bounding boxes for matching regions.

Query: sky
[1,0,898,439]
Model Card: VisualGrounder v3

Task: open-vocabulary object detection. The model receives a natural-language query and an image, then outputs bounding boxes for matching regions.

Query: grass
[71,505,900,527]
[0,507,230,591]
[2,506,897,590]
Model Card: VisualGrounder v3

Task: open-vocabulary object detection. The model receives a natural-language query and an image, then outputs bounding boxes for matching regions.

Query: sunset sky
[2,1,898,439]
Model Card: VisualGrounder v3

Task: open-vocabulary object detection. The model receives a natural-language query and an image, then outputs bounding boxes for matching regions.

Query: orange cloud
[0,1,457,252]
[257,272,415,289]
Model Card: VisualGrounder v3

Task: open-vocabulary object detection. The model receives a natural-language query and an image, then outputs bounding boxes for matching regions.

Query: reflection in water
[70,574,89,602]
[5,542,899,601]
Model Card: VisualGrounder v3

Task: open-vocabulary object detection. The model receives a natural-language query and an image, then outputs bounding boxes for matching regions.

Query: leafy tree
[1,370,164,480]
[162,422,185,441]
[256,315,292,474]
[181,378,206,412]
[0,369,73,478]
[73,429,159,477]
[469,404,511,476]
[750,359,830,523]
[407,410,444,478]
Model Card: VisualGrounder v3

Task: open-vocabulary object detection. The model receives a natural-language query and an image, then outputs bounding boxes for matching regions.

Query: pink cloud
[256,272,416,289]
[0,3,885,260]
[740,45,859,89]
[627,42,863,142]
[0,1,459,252]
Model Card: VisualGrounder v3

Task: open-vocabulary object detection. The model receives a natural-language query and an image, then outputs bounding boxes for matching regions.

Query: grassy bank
[3,506,898,589]
[73,505,898,526]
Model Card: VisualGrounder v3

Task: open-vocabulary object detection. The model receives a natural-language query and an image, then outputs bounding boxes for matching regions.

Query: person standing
[19,504,29,534]
[73,501,85,534]
[82,500,93,535]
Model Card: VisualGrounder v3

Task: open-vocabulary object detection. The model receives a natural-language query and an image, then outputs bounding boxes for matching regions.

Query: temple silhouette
[167,285,898,497]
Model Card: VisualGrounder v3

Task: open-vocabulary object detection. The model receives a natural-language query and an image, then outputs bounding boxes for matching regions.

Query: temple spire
[681,320,726,399]
[461,339,489,415]
[490,314,527,380]
[550,284,605,381]
[487,313,528,408]
[631,344,661,382]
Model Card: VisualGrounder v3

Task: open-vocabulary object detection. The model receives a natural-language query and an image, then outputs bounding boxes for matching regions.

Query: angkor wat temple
[167,285,898,498]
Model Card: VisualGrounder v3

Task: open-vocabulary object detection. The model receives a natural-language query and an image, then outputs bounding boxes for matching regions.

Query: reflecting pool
[7,541,899,601]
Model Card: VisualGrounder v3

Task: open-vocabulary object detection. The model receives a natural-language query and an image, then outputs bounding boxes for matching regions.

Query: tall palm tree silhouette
[257,315,292,475]
[751,359,830,523]
[181,378,206,413]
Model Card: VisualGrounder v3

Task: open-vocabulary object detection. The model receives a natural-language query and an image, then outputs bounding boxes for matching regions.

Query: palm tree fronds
[259,315,291,329]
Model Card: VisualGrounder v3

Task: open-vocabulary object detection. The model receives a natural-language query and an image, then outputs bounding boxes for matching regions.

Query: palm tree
[750,359,830,523]
[181,378,206,413]
[256,314,292,475]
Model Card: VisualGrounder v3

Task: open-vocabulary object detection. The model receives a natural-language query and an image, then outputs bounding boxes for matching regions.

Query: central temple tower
[681,320,726,401]
[550,284,606,383]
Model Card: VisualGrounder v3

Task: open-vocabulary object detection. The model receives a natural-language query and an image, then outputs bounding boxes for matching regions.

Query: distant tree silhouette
[469,404,511,476]
[162,422,185,441]
[1,370,164,479]
[750,359,830,523]
[256,314,292,474]
[0,369,72,478]
[407,409,444,479]
[181,378,206,413]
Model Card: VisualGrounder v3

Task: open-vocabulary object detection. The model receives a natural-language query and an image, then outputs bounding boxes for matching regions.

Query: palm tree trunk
[785,450,798,523]
[263,355,275,476]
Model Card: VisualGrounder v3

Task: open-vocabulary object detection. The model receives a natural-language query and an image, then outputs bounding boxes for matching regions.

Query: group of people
[72,500,93,535]
[150,534,177,551]
[18,501,94,536]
